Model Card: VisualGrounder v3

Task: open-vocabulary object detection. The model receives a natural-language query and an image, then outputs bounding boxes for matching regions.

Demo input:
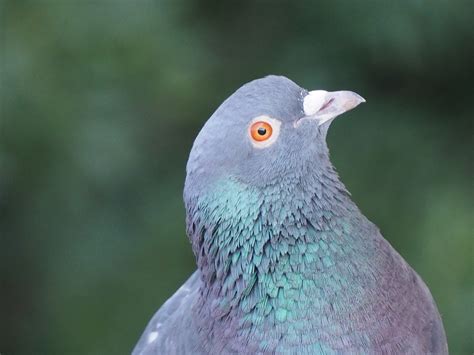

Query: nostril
[318,98,334,112]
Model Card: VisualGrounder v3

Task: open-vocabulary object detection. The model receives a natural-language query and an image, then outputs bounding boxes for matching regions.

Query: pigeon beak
[300,90,365,126]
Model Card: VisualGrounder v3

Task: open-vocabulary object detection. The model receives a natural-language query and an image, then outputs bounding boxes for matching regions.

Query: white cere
[303,90,328,116]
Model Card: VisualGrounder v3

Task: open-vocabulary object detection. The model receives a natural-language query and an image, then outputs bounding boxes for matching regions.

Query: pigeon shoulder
[412,270,449,354]
[374,228,448,354]
[132,271,203,355]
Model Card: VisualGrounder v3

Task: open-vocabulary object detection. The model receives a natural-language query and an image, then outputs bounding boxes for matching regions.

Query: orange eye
[250,121,273,142]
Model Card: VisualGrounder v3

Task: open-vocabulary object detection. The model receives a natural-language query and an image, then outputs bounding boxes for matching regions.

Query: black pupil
[257,127,267,136]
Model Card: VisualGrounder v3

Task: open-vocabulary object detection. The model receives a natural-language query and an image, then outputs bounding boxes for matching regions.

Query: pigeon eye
[250,121,273,142]
[248,116,281,149]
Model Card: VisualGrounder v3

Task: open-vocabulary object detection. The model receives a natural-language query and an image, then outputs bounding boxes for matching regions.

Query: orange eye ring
[250,121,273,142]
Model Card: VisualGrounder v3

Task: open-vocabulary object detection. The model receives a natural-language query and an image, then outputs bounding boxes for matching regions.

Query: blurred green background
[1,0,472,354]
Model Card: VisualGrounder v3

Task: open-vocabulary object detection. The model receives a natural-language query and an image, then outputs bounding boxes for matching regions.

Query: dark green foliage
[0,0,472,353]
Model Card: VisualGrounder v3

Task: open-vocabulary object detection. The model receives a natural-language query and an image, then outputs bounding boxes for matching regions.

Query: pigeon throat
[185,172,383,334]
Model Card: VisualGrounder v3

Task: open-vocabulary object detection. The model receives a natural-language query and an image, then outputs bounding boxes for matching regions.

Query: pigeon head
[184,75,365,281]
[185,75,364,193]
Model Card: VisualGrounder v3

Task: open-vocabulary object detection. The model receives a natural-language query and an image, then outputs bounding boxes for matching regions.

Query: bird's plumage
[133,76,447,354]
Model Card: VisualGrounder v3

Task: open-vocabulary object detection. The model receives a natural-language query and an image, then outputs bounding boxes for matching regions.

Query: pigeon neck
[185,166,373,333]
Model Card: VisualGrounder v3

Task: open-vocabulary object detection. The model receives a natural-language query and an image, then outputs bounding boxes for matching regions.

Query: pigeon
[133,75,448,354]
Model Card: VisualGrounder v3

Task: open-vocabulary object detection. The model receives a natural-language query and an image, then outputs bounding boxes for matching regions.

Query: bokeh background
[1,1,472,354]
